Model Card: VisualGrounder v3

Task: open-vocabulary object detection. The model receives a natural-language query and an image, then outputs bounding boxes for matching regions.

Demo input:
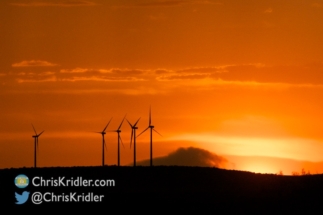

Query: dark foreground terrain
[1,166,323,211]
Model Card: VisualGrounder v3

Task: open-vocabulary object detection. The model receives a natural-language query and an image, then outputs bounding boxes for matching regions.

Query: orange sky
[1,0,323,175]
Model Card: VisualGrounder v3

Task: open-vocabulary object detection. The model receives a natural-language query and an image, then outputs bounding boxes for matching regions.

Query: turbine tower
[127,118,140,167]
[109,115,126,166]
[31,124,44,168]
[137,106,162,166]
[96,118,112,166]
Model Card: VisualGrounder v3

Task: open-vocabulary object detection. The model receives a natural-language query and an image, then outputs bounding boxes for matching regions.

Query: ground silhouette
[2,166,323,211]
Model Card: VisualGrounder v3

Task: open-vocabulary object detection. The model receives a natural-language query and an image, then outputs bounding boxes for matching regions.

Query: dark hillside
[2,166,323,211]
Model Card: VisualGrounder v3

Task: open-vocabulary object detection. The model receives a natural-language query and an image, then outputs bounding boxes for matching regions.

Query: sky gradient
[1,0,323,174]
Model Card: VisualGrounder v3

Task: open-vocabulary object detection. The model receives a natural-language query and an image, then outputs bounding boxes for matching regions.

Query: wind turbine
[109,115,126,166]
[127,117,140,167]
[137,106,162,166]
[96,118,112,166]
[31,124,44,168]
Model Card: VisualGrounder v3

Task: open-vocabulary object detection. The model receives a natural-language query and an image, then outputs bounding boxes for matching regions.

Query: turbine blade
[149,106,151,126]
[153,128,162,137]
[38,130,44,137]
[32,124,37,135]
[103,117,113,132]
[118,114,127,130]
[119,136,125,149]
[137,126,149,138]
[134,117,141,126]
[126,119,133,127]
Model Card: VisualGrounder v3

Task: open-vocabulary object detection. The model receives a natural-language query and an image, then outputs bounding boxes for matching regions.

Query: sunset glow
[1,0,323,175]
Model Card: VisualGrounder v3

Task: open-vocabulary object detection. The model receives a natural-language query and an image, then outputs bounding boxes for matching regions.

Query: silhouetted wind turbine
[137,106,162,166]
[31,124,44,168]
[127,117,140,167]
[109,115,126,166]
[96,118,112,166]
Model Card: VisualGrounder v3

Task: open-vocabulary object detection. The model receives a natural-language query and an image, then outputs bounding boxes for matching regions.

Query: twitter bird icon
[15,191,30,204]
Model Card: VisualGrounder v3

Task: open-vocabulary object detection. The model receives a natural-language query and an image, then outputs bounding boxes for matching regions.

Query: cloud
[60,68,95,73]
[264,8,273,13]
[156,66,226,80]
[60,68,145,75]
[154,69,172,74]
[13,70,57,83]
[57,76,145,82]
[149,13,167,21]
[10,0,97,7]
[158,74,209,80]
[9,63,323,90]
[59,68,149,82]
[211,63,323,85]
[110,69,145,76]
[116,0,222,8]
[177,67,225,74]
[156,63,323,86]
[8,67,153,84]
[136,0,190,7]
[16,76,57,83]
[312,3,323,8]
[16,71,55,76]
[136,147,228,167]
[12,60,58,67]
